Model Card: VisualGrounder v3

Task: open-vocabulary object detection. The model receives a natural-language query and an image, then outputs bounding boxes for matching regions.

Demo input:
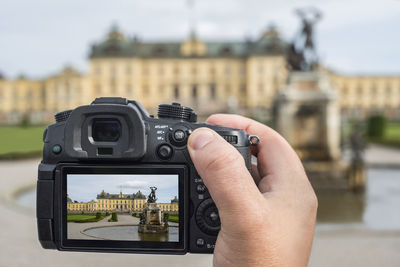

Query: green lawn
[67,214,97,222]
[67,214,106,223]
[369,122,400,147]
[168,215,179,223]
[386,123,400,140]
[0,126,44,158]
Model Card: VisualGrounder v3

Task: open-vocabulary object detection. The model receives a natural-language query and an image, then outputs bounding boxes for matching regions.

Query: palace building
[0,24,399,124]
[67,190,179,213]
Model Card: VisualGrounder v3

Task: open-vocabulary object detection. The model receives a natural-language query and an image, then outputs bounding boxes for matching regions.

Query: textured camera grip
[235,146,252,171]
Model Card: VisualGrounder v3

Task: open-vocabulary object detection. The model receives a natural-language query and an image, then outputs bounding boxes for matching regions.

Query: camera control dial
[158,103,197,122]
[196,198,221,236]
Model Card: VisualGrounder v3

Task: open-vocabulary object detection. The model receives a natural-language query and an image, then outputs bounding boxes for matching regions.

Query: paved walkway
[343,143,400,167]
[1,146,400,266]
[68,214,140,239]
[68,214,179,240]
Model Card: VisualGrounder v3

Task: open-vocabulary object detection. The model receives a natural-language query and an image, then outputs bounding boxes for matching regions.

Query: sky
[67,174,179,203]
[0,0,399,79]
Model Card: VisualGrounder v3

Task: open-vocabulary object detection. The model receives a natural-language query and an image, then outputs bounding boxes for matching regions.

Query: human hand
[187,114,317,267]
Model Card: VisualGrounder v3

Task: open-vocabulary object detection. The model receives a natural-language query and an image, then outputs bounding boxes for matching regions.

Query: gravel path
[1,148,400,266]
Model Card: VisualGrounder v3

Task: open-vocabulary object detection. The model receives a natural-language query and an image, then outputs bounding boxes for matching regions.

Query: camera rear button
[157,144,173,160]
[174,130,186,141]
[196,238,205,247]
[52,145,62,154]
[196,184,207,194]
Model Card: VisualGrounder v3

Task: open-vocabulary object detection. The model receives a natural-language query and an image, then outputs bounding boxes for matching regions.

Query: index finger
[206,114,306,191]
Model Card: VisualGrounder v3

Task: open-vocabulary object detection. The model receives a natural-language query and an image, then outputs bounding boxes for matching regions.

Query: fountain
[274,8,365,191]
[138,187,169,234]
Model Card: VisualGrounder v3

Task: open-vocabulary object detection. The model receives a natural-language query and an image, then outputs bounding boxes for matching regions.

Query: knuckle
[309,192,318,211]
[205,150,243,172]
[304,188,318,213]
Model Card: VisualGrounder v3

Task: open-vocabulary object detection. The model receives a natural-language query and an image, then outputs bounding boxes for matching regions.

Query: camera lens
[92,119,121,142]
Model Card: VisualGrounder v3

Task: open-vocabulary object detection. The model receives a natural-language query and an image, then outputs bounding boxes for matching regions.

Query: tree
[367,115,386,139]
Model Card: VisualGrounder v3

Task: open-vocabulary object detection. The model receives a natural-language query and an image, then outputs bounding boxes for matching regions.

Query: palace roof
[97,190,146,199]
[89,25,287,59]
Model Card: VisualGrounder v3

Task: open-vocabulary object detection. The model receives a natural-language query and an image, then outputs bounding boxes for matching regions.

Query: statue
[138,186,168,234]
[287,7,322,71]
[139,213,146,225]
[350,123,366,164]
[147,186,157,203]
[163,213,169,226]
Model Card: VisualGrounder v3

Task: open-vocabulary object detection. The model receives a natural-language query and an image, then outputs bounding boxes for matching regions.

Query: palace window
[95,66,101,75]
[192,84,198,100]
[174,65,179,75]
[192,65,197,76]
[126,65,132,75]
[173,85,179,98]
[258,83,264,93]
[225,64,231,75]
[110,65,117,77]
[371,85,378,97]
[225,85,231,94]
[386,85,392,96]
[159,85,164,96]
[342,86,348,95]
[210,83,216,99]
[258,63,264,74]
[210,66,216,76]
[357,85,363,96]
[142,65,149,76]
[240,85,246,96]
[239,65,246,75]
[143,85,149,97]
[110,78,117,94]
[126,85,133,95]
[158,65,164,76]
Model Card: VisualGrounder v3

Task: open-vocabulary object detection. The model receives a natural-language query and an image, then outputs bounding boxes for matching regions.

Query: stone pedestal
[274,71,340,161]
[274,71,365,191]
[138,203,168,234]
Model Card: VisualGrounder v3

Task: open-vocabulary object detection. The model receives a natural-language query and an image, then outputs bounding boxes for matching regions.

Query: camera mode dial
[196,198,221,236]
[158,103,197,122]
[54,110,73,123]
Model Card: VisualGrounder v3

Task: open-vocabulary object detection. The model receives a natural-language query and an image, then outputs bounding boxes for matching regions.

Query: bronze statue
[350,123,365,164]
[147,186,158,203]
[287,7,322,71]
[139,213,146,225]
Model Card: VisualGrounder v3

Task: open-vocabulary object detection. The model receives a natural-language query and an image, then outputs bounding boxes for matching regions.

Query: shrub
[95,212,102,219]
[19,114,31,128]
[105,212,110,216]
[367,115,386,138]
[108,212,118,222]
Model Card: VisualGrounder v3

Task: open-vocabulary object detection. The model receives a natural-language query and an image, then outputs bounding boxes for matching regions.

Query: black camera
[37,97,259,254]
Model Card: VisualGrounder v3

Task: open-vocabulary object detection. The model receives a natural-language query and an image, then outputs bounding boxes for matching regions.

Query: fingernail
[189,128,215,150]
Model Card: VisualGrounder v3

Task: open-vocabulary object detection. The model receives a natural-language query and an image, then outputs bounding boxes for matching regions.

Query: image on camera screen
[67,174,179,242]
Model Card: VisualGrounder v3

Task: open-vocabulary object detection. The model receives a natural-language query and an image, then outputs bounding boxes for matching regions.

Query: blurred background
[0,0,399,266]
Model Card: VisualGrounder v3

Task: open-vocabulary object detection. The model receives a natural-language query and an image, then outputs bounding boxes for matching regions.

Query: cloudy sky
[0,0,399,78]
[67,174,179,203]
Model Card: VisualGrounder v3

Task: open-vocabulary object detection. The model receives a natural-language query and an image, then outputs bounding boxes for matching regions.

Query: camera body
[37,97,257,254]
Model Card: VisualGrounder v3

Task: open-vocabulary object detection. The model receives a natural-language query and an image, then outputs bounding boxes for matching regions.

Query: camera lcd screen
[66,174,180,243]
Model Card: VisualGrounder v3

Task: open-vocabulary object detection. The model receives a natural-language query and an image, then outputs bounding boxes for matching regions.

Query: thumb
[187,128,262,216]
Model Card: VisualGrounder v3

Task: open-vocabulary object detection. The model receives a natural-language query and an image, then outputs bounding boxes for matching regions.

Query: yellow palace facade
[0,25,399,124]
[67,190,179,213]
